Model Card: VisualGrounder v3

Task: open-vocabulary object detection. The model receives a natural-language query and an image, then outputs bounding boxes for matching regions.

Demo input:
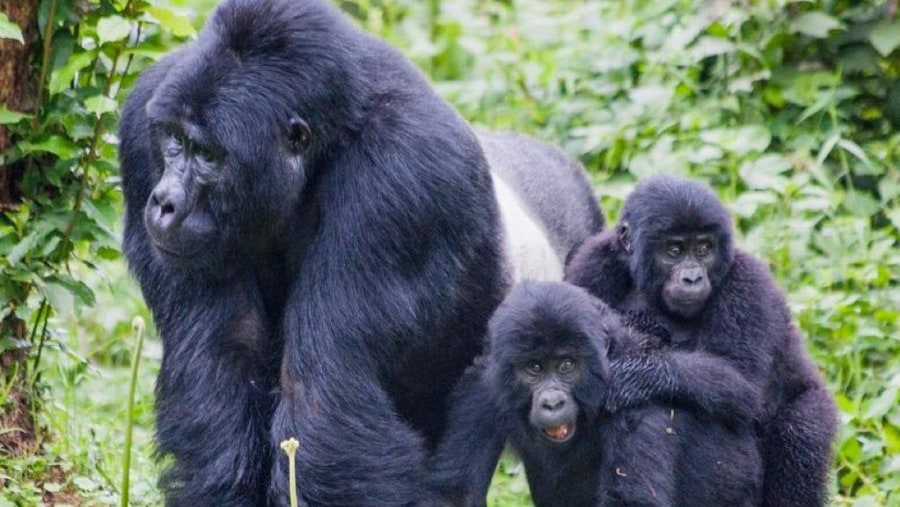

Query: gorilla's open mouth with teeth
[541,422,575,443]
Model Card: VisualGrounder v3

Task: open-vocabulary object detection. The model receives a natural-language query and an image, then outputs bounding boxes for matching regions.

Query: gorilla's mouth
[152,242,190,259]
[541,422,575,442]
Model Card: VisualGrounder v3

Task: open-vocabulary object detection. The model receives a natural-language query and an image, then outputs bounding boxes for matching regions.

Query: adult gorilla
[118,0,602,505]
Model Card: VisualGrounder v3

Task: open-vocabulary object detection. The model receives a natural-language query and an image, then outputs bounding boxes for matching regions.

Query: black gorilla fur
[430,282,762,506]
[119,0,602,505]
[565,175,838,507]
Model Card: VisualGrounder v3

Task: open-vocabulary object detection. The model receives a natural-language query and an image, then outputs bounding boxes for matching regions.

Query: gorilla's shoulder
[564,229,631,304]
[718,249,789,320]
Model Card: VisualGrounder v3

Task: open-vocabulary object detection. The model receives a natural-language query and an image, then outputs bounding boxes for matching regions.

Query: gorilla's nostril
[543,396,565,411]
[161,202,176,216]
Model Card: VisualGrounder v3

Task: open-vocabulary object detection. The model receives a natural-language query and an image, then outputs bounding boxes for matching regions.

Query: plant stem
[120,317,145,507]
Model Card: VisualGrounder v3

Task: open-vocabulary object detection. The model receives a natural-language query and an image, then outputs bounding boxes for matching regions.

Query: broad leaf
[869,21,900,57]
[0,105,30,124]
[97,15,131,46]
[146,7,197,38]
[790,12,843,39]
[0,12,23,44]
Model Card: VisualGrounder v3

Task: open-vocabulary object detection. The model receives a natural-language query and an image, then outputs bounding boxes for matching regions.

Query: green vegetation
[1,0,897,505]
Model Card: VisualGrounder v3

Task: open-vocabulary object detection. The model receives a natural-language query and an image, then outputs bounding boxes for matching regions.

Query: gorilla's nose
[681,267,705,285]
[540,390,567,412]
[146,176,188,234]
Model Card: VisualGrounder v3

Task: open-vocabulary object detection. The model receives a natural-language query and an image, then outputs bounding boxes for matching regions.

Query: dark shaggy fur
[565,176,838,507]
[119,1,602,505]
[429,282,762,506]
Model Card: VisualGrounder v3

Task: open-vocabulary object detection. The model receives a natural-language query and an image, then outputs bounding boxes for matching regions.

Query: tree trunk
[0,0,40,456]
[0,0,38,206]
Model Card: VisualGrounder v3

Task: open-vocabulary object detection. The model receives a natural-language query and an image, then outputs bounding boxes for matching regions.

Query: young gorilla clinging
[565,175,838,507]
[431,281,761,507]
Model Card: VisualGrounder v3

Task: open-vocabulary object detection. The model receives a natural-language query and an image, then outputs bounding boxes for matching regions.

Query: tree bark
[0,0,38,206]
[0,0,40,457]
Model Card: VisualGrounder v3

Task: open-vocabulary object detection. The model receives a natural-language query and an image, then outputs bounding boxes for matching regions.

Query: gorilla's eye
[164,135,184,158]
[558,359,576,374]
[666,243,683,258]
[525,361,544,375]
[696,240,713,257]
[194,144,221,164]
[288,116,312,152]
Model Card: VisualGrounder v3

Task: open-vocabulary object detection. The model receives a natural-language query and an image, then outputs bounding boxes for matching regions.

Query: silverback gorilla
[565,175,837,507]
[429,282,762,507]
[118,0,602,505]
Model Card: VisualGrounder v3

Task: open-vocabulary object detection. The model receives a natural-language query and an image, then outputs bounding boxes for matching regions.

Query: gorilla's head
[487,282,614,445]
[139,0,365,276]
[617,176,734,319]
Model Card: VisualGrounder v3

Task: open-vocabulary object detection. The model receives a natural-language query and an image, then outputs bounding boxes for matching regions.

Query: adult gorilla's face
[141,47,313,275]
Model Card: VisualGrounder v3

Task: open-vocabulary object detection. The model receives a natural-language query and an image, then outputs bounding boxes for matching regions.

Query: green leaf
[7,231,40,264]
[0,104,30,124]
[19,135,79,159]
[72,476,97,492]
[84,95,118,116]
[699,125,771,155]
[146,7,197,38]
[96,245,120,260]
[96,15,131,46]
[0,12,23,44]
[837,139,877,174]
[842,189,880,217]
[46,274,96,308]
[790,12,843,39]
[731,190,778,218]
[43,482,62,493]
[887,208,900,230]
[869,21,900,57]
[739,154,793,191]
[885,426,900,455]
[866,388,898,419]
[48,52,95,96]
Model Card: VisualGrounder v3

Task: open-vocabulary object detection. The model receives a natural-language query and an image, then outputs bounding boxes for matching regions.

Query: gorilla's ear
[288,115,312,153]
[617,222,632,254]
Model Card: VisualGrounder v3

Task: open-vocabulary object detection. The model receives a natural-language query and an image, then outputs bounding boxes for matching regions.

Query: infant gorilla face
[517,353,581,443]
[487,282,612,449]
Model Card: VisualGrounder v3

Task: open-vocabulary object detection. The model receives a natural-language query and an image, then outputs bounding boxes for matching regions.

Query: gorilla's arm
[604,349,763,426]
[761,308,838,507]
[272,258,439,505]
[120,56,278,505]
[564,229,633,306]
[427,363,504,507]
[270,110,505,505]
[761,376,837,506]
[153,279,278,505]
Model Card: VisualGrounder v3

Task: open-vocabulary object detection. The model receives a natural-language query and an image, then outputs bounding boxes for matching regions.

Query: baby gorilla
[434,281,761,507]
[566,176,838,507]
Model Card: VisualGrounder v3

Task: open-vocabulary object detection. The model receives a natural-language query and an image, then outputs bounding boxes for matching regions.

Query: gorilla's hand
[668,350,764,426]
[604,354,676,414]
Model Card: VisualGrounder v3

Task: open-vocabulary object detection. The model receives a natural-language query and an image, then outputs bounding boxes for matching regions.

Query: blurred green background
[0,0,898,505]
